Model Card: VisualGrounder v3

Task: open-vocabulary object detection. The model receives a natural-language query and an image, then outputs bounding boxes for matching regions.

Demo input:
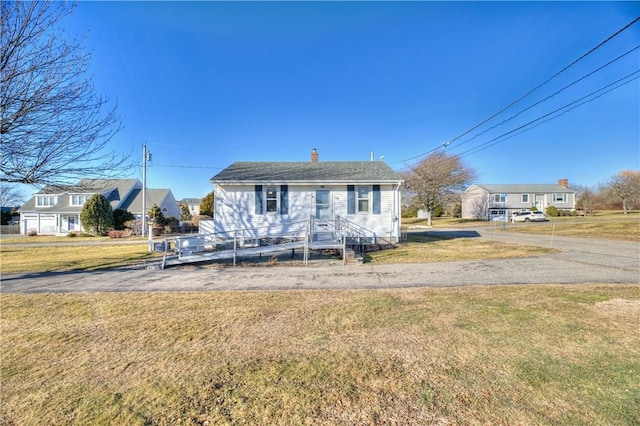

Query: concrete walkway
[1,228,638,293]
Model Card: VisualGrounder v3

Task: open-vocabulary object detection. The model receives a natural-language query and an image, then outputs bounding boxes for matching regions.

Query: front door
[315,190,331,220]
[68,216,76,231]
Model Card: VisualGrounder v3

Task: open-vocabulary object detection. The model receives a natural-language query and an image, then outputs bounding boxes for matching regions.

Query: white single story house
[18,179,180,235]
[461,179,576,220]
[210,150,404,242]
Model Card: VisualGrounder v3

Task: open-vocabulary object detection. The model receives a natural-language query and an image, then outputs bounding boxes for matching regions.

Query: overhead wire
[452,44,640,150]
[456,69,640,158]
[392,16,640,165]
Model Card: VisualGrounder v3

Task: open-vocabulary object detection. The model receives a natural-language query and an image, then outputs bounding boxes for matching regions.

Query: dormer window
[36,196,57,207]
[70,194,90,206]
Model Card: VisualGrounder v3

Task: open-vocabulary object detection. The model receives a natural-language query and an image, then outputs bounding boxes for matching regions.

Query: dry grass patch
[504,218,640,242]
[0,244,159,274]
[367,232,556,264]
[2,284,638,425]
[0,235,111,244]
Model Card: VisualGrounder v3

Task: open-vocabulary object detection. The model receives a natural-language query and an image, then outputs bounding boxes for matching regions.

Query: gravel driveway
[1,228,638,293]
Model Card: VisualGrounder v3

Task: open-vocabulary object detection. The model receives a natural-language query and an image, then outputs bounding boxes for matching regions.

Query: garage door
[23,216,39,234]
[38,215,57,234]
[40,216,57,234]
[23,215,57,234]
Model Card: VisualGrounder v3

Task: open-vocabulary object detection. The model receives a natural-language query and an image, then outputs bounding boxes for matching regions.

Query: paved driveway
[1,229,638,293]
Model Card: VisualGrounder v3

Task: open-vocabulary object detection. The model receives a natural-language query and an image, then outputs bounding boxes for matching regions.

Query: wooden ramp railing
[161,216,379,269]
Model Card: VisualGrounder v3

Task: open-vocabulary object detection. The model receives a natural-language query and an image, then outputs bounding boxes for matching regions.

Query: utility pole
[142,143,151,237]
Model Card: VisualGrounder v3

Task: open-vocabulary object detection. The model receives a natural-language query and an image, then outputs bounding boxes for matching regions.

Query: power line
[453,44,640,150]
[393,16,640,165]
[456,70,640,158]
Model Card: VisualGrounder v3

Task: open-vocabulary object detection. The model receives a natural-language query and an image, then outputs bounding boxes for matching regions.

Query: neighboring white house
[461,179,576,220]
[180,198,202,216]
[18,179,180,235]
[210,150,404,242]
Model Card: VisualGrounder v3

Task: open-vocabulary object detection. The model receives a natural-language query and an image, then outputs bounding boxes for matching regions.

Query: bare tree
[573,184,600,216]
[607,171,640,214]
[470,192,489,220]
[402,151,477,226]
[0,183,24,207]
[1,1,128,187]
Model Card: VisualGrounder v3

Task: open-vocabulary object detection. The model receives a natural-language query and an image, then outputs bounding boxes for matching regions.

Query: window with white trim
[266,187,278,213]
[357,186,370,213]
[553,193,567,203]
[36,196,56,207]
[70,194,89,206]
[522,194,529,203]
[494,194,506,203]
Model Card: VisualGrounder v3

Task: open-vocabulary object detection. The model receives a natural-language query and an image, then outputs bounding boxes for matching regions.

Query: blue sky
[40,1,640,201]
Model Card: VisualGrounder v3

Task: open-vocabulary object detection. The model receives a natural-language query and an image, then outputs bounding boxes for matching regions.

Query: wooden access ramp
[162,239,352,268]
[160,217,363,269]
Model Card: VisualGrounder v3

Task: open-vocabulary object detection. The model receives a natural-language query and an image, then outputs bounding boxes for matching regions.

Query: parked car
[511,211,548,223]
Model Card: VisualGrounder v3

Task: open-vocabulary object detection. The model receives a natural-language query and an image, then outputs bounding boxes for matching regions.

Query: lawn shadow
[406,230,481,243]
[0,261,159,284]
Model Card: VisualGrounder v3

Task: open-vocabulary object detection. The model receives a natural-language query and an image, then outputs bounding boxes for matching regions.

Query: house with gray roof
[18,179,180,235]
[210,149,404,241]
[461,179,576,220]
[180,198,202,216]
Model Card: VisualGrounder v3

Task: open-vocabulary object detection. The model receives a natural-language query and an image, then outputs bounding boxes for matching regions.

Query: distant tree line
[573,170,640,215]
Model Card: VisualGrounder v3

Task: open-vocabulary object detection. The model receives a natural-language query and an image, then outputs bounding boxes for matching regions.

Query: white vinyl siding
[214,184,400,240]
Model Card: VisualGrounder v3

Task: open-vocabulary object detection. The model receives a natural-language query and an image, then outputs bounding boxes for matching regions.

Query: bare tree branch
[470,193,489,220]
[606,170,640,214]
[0,182,25,206]
[1,1,131,187]
[402,151,477,225]
[573,184,600,216]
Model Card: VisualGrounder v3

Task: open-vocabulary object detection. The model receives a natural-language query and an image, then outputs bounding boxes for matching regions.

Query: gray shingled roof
[17,179,175,214]
[180,198,202,205]
[211,162,402,183]
[19,179,140,212]
[475,184,574,193]
[123,188,173,214]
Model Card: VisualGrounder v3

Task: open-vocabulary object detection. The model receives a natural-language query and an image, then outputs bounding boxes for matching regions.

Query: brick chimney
[558,178,569,188]
[311,148,318,163]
